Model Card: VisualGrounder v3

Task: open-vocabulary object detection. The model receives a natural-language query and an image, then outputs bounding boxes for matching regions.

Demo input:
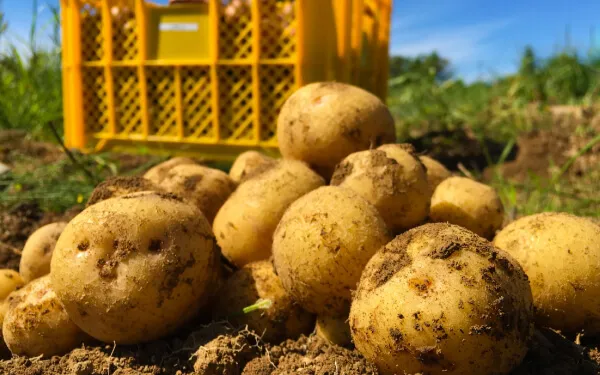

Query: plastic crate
[60,0,392,160]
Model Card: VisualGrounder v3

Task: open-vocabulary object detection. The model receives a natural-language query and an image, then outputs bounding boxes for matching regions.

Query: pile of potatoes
[1,82,599,375]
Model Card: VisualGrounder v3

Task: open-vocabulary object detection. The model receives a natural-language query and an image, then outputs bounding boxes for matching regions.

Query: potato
[419,155,451,191]
[143,156,198,185]
[50,191,219,344]
[0,270,25,301]
[315,314,352,347]
[214,159,325,268]
[229,151,276,184]
[350,223,534,375]
[277,82,396,178]
[213,261,314,343]
[19,222,67,283]
[272,186,391,316]
[331,146,430,232]
[86,176,162,206]
[494,212,600,335]
[2,275,87,357]
[429,177,504,239]
[158,164,236,224]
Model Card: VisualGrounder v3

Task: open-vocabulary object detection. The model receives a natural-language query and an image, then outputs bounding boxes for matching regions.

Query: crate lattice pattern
[82,68,109,134]
[112,8,138,61]
[114,68,143,135]
[147,68,178,137]
[219,1,253,59]
[181,68,214,140]
[260,0,296,59]
[81,3,104,62]
[260,65,294,141]
[218,67,254,141]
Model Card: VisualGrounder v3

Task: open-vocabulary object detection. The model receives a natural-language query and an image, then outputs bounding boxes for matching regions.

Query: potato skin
[213,261,314,343]
[277,82,396,178]
[430,177,504,239]
[419,155,451,192]
[0,270,25,301]
[331,147,430,232]
[158,164,236,224]
[86,176,162,207]
[143,156,198,185]
[214,160,325,268]
[19,222,67,283]
[2,275,87,357]
[272,186,391,316]
[350,223,534,375]
[229,151,276,184]
[50,191,219,344]
[494,212,600,334]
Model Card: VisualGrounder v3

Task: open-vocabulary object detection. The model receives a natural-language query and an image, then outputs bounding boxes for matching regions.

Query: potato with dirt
[272,186,391,316]
[158,164,236,224]
[143,156,198,185]
[2,275,88,357]
[0,269,25,355]
[315,314,352,347]
[86,176,163,206]
[350,223,534,375]
[229,151,276,184]
[19,222,67,282]
[494,212,600,335]
[213,159,325,267]
[213,261,314,343]
[50,191,219,344]
[277,82,396,178]
[419,155,451,191]
[429,176,504,239]
[331,146,430,233]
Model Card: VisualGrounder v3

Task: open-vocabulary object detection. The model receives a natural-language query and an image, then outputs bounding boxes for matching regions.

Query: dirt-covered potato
[229,151,276,184]
[419,155,451,191]
[213,261,314,343]
[494,212,600,335]
[350,223,534,375]
[315,314,352,347]
[158,164,236,224]
[331,146,430,232]
[86,176,162,206]
[429,176,504,239]
[277,82,396,178]
[143,156,198,185]
[214,160,325,268]
[272,186,391,316]
[19,222,67,283]
[2,275,87,357]
[50,191,219,344]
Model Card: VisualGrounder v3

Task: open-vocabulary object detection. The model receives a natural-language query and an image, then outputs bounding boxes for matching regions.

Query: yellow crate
[60,0,393,160]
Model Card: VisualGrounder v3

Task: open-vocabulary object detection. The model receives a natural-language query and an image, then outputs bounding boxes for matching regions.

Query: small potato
[350,223,534,375]
[315,314,352,347]
[429,176,504,239]
[277,82,396,178]
[51,191,219,344]
[419,155,451,192]
[86,176,162,206]
[19,222,67,283]
[214,160,325,268]
[159,164,236,224]
[0,270,25,301]
[331,146,430,232]
[272,186,391,316]
[229,151,276,184]
[143,156,198,185]
[213,261,314,343]
[2,275,87,357]
[494,212,600,335]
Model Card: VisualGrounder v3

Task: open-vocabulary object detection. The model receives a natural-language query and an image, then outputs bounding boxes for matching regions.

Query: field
[1,7,600,375]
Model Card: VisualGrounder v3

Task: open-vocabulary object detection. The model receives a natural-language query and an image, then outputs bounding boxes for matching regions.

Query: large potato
[143,156,198,185]
[229,151,276,184]
[2,275,87,357]
[419,155,451,192]
[213,261,314,343]
[86,176,162,206]
[331,146,430,232]
[350,223,534,375]
[51,191,219,344]
[494,212,600,334]
[158,164,236,224]
[213,160,325,268]
[272,186,391,316]
[430,176,504,239]
[277,82,396,178]
[19,222,67,283]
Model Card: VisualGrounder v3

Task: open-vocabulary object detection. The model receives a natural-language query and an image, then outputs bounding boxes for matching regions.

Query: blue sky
[1,0,599,82]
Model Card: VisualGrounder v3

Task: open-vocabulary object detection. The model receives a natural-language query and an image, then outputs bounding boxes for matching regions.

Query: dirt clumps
[86,176,162,206]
